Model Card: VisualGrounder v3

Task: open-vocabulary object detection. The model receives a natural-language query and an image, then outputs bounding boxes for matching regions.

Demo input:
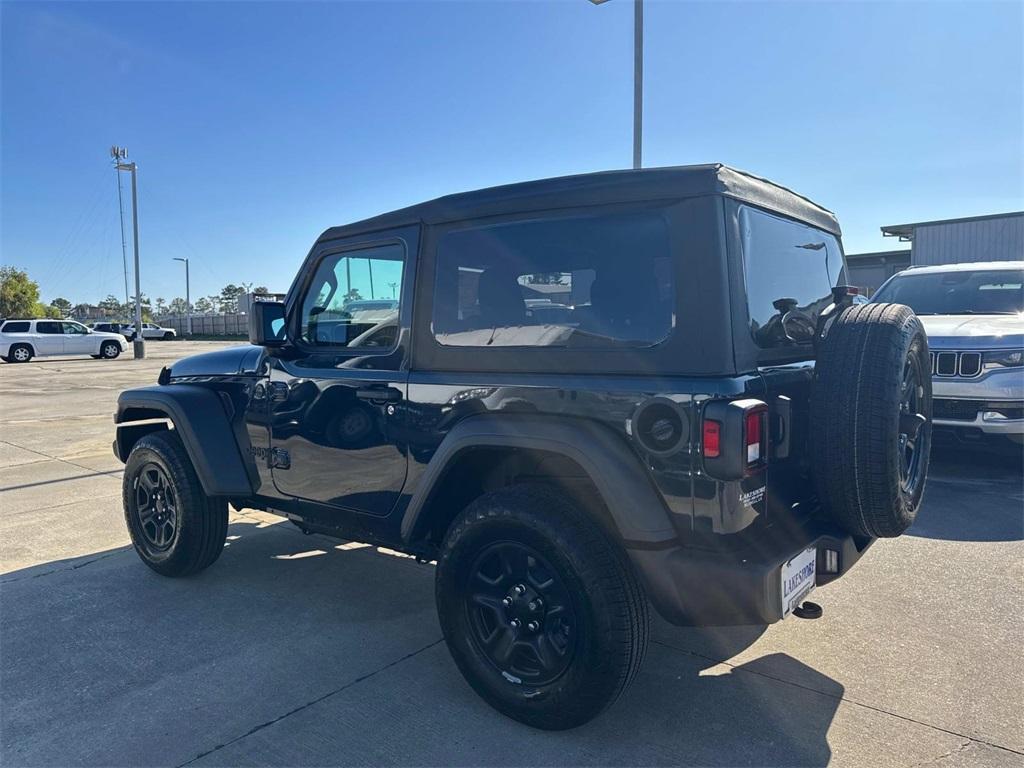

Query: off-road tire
[8,344,33,363]
[101,341,121,359]
[123,431,228,577]
[811,302,931,538]
[436,483,648,730]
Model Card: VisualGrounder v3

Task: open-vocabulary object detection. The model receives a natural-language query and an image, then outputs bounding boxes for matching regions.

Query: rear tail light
[701,399,769,480]
[703,420,721,458]
[745,407,767,468]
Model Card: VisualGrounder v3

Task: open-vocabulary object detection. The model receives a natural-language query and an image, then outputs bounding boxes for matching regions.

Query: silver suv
[872,261,1023,445]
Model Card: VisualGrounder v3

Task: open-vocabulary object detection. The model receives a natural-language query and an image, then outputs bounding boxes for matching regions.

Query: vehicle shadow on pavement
[907,445,1023,542]
[0,517,842,767]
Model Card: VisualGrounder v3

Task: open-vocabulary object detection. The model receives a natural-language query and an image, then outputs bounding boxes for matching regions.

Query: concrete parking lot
[1,340,1021,767]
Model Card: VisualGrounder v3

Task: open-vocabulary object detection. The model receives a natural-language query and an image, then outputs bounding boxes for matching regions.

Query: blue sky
[2,0,1021,307]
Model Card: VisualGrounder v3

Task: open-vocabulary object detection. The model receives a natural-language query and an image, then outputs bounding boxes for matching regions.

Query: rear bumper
[628,522,873,626]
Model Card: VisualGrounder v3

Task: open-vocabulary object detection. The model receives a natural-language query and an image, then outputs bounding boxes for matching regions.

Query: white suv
[125,322,177,340]
[0,319,129,363]
[871,261,1024,446]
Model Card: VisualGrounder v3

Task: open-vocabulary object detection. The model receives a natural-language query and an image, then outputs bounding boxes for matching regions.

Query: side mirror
[249,301,287,347]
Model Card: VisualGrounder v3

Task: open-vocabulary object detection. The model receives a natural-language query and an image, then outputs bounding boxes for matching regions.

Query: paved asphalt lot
[1,341,1021,767]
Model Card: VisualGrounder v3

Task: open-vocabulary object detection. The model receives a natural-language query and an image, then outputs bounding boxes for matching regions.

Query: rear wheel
[811,302,932,538]
[8,344,32,363]
[123,431,228,577]
[101,341,121,359]
[436,484,648,730]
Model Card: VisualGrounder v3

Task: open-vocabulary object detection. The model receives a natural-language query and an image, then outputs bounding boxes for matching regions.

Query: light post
[173,257,192,337]
[111,146,145,358]
[589,0,643,169]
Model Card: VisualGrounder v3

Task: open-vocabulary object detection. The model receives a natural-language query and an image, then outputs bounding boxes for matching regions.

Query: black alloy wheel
[466,541,577,686]
[897,352,928,498]
[133,463,178,552]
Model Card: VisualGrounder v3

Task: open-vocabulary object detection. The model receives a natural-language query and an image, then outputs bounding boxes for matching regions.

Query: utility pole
[111,146,144,359]
[589,0,643,169]
[173,257,192,337]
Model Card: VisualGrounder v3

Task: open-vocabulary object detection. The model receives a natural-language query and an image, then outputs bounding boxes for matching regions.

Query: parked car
[113,164,931,729]
[125,322,176,340]
[0,319,129,362]
[872,261,1023,446]
[89,321,135,340]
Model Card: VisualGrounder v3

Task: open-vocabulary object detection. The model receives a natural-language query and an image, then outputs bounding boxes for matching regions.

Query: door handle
[356,387,400,403]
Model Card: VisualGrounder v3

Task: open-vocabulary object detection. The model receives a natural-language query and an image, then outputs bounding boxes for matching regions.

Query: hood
[919,314,1024,349]
[91,330,128,341]
[168,345,265,378]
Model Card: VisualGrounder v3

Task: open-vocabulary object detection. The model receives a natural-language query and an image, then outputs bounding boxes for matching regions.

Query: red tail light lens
[703,419,721,458]
[745,409,764,464]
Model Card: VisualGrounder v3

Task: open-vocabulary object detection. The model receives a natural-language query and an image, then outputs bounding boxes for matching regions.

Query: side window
[432,209,674,348]
[36,321,62,334]
[1,321,30,333]
[63,322,88,335]
[739,205,844,349]
[299,243,405,347]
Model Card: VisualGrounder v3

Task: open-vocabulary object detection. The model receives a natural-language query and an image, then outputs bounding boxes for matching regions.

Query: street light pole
[590,0,643,169]
[173,257,192,337]
[111,146,145,359]
[632,0,643,169]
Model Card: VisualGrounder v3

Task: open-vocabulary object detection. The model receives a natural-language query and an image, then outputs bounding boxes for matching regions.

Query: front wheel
[101,341,121,359]
[163,332,174,340]
[123,431,228,577]
[436,484,648,730]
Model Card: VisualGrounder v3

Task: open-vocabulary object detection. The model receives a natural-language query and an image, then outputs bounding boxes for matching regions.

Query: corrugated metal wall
[912,214,1024,265]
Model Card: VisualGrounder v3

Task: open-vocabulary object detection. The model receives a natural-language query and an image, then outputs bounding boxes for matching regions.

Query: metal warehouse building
[846,210,1024,295]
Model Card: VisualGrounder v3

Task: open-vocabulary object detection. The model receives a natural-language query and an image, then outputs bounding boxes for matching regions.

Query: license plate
[781,546,817,618]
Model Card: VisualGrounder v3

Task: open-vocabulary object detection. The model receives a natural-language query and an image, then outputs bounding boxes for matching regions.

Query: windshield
[873,268,1023,315]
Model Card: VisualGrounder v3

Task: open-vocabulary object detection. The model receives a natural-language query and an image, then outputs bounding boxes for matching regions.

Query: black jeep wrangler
[114,165,932,730]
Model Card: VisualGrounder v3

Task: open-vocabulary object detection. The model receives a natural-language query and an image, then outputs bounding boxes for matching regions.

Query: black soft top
[320,163,841,240]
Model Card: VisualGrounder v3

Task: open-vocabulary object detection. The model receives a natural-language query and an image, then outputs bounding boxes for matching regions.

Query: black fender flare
[115,385,252,497]
[400,414,678,548]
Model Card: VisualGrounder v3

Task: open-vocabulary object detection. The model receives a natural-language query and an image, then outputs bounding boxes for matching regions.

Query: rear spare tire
[811,302,931,538]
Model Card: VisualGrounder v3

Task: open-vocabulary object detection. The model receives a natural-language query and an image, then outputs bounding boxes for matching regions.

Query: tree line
[1,267,270,320]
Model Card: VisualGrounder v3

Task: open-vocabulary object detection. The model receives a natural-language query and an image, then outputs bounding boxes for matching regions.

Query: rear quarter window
[1,321,31,333]
[739,205,844,349]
